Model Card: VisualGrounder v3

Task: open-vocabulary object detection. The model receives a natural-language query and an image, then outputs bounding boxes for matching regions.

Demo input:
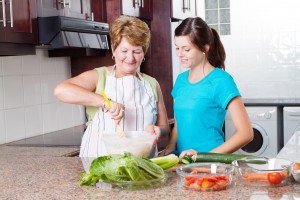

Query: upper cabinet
[122,0,152,19]
[0,0,37,44]
[37,0,91,20]
[171,0,196,20]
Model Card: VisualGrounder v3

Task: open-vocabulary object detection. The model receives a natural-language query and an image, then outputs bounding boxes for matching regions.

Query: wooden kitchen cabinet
[171,0,196,20]
[37,0,90,20]
[0,0,37,44]
[122,0,152,19]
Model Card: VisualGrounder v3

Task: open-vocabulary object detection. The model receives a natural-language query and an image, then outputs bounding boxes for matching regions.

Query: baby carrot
[242,173,268,180]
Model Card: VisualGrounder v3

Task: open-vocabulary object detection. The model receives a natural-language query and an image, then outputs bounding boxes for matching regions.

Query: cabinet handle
[58,0,69,8]
[141,0,144,8]
[182,0,186,13]
[0,0,6,27]
[188,0,191,11]
[4,0,12,27]
[9,0,12,27]
[86,12,94,21]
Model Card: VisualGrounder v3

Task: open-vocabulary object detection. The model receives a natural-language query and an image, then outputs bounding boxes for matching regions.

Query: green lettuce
[80,152,164,186]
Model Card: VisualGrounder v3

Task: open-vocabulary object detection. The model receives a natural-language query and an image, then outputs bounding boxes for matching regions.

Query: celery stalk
[150,154,179,170]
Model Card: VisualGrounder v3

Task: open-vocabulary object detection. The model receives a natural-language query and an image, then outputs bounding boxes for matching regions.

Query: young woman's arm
[211,96,254,153]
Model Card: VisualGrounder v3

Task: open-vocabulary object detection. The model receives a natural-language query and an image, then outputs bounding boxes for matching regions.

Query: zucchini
[191,152,258,164]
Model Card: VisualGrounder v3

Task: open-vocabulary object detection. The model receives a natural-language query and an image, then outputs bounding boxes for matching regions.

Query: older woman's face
[113,37,145,75]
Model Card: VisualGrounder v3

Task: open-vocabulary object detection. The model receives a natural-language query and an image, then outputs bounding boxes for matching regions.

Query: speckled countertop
[0,146,300,200]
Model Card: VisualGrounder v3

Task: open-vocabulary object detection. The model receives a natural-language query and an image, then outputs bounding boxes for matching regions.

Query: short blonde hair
[109,15,150,54]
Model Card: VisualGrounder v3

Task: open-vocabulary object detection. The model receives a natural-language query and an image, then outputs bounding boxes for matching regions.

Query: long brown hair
[175,17,226,70]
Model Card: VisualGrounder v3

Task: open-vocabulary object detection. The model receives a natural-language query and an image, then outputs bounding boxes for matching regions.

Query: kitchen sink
[63,150,80,157]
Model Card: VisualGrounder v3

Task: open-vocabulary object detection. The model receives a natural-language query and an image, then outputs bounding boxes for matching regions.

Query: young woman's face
[174,36,205,69]
[113,37,145,75]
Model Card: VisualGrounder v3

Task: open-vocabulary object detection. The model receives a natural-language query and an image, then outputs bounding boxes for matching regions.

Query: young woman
[164,17,253,158]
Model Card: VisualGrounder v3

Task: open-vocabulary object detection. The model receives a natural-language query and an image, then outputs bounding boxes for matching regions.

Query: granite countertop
[0,145,300,200]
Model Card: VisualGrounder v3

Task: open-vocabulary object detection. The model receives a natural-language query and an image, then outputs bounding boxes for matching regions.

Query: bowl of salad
[232,157,293,187]
[176,162,234,191]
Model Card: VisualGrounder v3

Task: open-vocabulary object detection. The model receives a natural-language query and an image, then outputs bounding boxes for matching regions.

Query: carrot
[242,173,268,180]
[281,170,288,179]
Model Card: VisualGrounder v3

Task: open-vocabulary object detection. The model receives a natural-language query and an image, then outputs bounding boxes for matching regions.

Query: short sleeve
[214,73,241,109]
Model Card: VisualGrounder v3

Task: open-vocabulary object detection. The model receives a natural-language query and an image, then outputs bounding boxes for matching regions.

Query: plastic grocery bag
[277,131,300,163]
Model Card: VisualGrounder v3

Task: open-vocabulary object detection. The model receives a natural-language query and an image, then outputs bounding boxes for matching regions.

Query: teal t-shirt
[172,68,241,154]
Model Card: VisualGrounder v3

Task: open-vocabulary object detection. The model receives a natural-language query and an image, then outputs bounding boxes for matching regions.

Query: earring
[203,52,205,55]
[112,55,115,60]
[142,57,145,62]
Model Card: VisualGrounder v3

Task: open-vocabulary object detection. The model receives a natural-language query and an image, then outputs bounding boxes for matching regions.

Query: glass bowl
[232,157,293,187]
[176,163,234,192]
[291,162,300,183]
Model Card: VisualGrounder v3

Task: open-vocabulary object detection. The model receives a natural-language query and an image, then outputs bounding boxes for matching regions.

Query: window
[205,0,230,35]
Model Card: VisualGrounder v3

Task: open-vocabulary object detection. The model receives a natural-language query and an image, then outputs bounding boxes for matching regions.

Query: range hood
[38,16,109,51]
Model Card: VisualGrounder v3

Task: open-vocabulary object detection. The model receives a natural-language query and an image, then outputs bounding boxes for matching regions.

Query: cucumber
[192,152,257,164]
[179,155,194,164]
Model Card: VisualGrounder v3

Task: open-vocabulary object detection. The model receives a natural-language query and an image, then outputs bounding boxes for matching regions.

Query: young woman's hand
[179,149,197,158]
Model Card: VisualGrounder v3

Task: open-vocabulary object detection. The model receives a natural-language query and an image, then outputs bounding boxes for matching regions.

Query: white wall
[222,0,300,99]
[0,49,86,144]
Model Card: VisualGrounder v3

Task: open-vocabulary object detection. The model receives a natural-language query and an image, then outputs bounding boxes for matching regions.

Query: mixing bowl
[102,131,156,158]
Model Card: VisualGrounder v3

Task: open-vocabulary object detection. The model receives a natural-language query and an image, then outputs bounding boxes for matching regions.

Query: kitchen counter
[0,146,300,199]
[243,98,300,106]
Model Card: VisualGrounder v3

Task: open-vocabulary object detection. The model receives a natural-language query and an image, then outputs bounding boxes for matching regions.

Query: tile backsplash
[0,49,86,144]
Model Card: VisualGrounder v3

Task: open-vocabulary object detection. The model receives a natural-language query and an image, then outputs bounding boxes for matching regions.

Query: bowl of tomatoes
[176,163,235,191]
[232,157,293,187]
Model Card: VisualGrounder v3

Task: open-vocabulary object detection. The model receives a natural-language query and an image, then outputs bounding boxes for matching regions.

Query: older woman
[54,16,169,158]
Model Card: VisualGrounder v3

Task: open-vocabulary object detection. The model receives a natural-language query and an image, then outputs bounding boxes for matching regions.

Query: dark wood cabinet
[37,0,90,20]
[122,0,152,19]
[171,0,196,20]
[0,0,37,44]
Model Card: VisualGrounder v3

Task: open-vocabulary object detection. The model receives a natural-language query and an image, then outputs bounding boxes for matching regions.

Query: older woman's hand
[145,125,161,145]
[107,101,125,124]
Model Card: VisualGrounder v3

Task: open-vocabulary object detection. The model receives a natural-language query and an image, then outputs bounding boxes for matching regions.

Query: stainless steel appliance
[283,107,300,145]
[38,16,109,49]
[225,106,279,157]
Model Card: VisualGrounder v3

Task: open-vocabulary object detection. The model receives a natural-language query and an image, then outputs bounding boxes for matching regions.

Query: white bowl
[102,131,155,158]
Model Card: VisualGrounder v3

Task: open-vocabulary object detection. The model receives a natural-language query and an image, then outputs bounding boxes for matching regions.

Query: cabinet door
[122,0,152,19]
[1,0,37,44]
[62,0,88,19]
[171,0,196,20]
[36,0,59,17]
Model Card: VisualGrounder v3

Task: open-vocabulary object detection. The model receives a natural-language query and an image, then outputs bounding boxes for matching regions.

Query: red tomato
[185,177,196,186]
[267,172,282,185]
